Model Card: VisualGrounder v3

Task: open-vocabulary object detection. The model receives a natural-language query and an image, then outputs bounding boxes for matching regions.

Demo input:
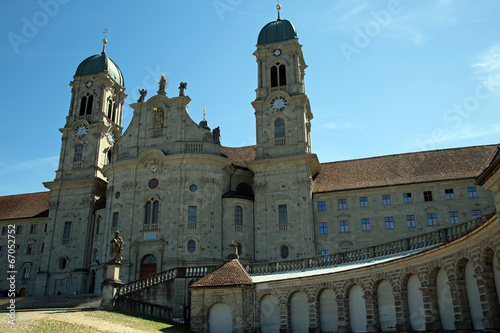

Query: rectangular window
[16,226,23,235]
[403,193,412,204]
[382,195,391,205]
[468,187,478,198]
[62,221,72,239]
[449,211,459,224]
[23,267,30,279]
[338,199,347,210]
[340,220,349,232]
[318,201,326,212]
[445,189,455,200]
[406,215,416,228]
[278,205,288,224]
[361,218,371,231]
[321,250,330,255]
[384,217,394,229]
[27,244,34,254]
[44,223,48,232]
[188,206,198,222]
[112,212,119,228]
[427,213,437,226]
[30,224,37,234]
[1,227,7,236]
[424,191,433,202]
[342,248,351,252]
[359,197,368,207]
[0,246,4,255]
[472,210,481,219]
[319,222,328,234]
[152,201,159,224]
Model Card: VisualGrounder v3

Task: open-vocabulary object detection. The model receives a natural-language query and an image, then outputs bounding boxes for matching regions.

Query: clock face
[75,124,88,138]
[86,81,93,88]
[270,96,288,111]
[273,49,282,56]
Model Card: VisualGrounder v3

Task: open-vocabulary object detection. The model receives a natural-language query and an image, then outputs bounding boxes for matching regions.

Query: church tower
[37,37,127,296]
[252,5,312,160]
[248,6,320,262]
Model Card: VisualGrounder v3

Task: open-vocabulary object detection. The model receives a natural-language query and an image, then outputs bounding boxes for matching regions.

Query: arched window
[274,118,285,138]
[79,94,94,116]
[107,99,113,119]
[234,206,243,225]
[271,66,278,87]
[73,144,83,162]
[271,64,287,87]
[281,245,289,259]
[187,240,196,253]
[79,96,87,116]
[279,65,287,86]
[144,199,159,225]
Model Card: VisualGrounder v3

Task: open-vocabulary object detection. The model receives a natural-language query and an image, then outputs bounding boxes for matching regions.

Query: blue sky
[1,0,499,196]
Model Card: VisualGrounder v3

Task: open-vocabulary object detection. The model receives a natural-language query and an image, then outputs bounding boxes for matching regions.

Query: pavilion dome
[75,51,124,87]
[257,19,297,45]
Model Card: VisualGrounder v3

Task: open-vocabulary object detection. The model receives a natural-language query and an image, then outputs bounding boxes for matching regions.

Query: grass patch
[24,319,105,333]
[84,310,192,332]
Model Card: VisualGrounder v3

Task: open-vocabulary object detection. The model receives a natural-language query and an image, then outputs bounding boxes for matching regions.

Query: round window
[148,178,159,189]
[187,240,196,253]
[115,191,121,199]
[189,184,198,192]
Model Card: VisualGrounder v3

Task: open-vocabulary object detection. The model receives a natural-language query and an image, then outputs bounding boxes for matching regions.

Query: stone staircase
[0,294,102,311]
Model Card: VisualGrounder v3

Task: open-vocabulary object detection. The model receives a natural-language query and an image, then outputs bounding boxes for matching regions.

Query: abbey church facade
[0,15,497,297]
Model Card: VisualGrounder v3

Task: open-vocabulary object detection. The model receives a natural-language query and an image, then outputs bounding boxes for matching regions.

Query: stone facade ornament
[157,74,167,95]
[179,82,187,96]
[137,89,147,102]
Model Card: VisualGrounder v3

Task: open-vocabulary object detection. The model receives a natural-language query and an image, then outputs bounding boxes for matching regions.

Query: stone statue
[110,231,124,262]
[138,89,147,103]
[179,82,187,96]
[157,74,167,95]
[213,126,221,144]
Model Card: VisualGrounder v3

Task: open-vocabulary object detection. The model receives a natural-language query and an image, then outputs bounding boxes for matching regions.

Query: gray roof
[75,52,124,86]
[257,19,297,45]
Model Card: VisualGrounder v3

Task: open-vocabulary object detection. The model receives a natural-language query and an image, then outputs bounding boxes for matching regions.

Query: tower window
[187,240,196,253]
[188,206,197,222]
[107,99,113,119]
[274,118,285,140]
[73,144,83,162]
[279,64,287,86]
[270,64,287,87]
[79,94,94,116]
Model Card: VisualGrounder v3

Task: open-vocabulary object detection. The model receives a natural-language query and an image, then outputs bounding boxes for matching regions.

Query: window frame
[406,215,416,228]
[340,220,349,233]
[359,196,368,207]
[403,193,412,204]
[384,217,394,229]
[319,222,328,234]
[382,194,391,206]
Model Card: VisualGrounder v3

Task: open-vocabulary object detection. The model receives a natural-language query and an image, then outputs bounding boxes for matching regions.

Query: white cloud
[0,156,59,176]
[473,44,500,93]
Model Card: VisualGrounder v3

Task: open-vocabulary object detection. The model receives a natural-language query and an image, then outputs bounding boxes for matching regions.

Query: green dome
[75,52,124,87]
[257,19,297,45]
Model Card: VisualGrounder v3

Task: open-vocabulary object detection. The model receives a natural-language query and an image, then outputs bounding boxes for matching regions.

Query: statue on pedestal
[157,74,167,95]
[110,231,124,262]
[179,82,187,96]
